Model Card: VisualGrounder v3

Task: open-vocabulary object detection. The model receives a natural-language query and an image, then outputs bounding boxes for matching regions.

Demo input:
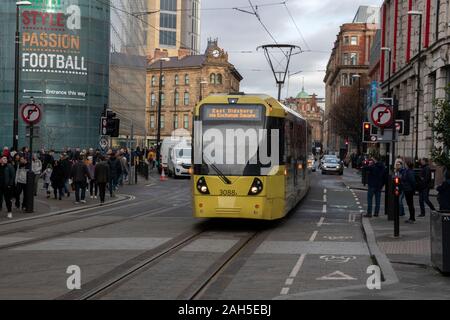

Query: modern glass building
[0,0,110,151]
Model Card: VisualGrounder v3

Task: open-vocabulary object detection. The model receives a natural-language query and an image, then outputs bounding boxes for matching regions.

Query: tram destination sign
[202,105,263,121]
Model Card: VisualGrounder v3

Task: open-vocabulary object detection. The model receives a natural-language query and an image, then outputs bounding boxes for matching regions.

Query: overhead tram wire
[283,1,310,52]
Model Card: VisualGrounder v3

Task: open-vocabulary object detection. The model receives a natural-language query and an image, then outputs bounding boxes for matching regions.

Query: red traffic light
[364,123,370,130]
[394,176,400,185]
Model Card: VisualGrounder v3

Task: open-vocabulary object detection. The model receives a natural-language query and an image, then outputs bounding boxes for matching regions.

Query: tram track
[55,219,282,300]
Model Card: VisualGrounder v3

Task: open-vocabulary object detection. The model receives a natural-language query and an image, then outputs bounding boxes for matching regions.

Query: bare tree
[329,81,367,153]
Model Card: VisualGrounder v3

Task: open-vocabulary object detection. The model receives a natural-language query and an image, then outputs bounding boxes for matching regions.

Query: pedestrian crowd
[361,154,449,223]
[0,145,156,219]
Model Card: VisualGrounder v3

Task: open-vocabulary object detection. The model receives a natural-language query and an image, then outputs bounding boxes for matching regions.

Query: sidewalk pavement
[342,168,450,297]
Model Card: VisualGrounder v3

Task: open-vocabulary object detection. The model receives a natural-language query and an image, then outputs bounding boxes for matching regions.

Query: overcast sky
[200,0,382,99]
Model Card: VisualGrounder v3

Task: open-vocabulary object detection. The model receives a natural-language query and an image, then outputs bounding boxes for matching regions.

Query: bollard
[25,171,35,213]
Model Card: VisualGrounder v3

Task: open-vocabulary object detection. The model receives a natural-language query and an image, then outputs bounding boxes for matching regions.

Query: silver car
[321,158,344,175]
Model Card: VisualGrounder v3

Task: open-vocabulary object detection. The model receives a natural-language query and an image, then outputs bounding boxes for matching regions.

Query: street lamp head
[160,58,170,62]
[16,1,32,6]
[408,10,423,16]
[381,47,391,52]
[352,74,361,78]
[200,81,208,85]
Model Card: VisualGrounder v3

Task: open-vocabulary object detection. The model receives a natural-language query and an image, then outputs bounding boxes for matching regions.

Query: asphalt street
[0,170,448,300]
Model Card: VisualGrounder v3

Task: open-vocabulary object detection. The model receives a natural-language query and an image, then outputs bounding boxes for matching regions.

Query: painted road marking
[322,205,327,213]
[319,256,357,264]
[285,278,294,286]
[317,271,357,281]
[281,287,290,295]
[309,231,318,242]
[317,217,325,227]
[323,236,353,240]
[324,189,327,194]
[323,195,327,202]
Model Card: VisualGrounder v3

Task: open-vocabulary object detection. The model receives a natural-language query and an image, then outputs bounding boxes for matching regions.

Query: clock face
[212,49,220,58]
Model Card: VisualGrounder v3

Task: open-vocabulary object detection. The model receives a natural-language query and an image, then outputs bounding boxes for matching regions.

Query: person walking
[70,156,91,204]
[401,161,417,223]
[14,157,28,211]
[31,153,42,196]
[60,153,72,198]
[87,156,97,199]
[363,156,386,218]
[40,164,53,199]
[0,156,15,218]
[394,159,406,217]
[107,153,122,197]
[417,158,436,217]
[94,156,109,205]
[50,160,65,200]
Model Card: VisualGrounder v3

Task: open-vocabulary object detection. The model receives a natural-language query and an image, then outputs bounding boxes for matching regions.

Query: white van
[160,136,191,173]
[168,146,192,178]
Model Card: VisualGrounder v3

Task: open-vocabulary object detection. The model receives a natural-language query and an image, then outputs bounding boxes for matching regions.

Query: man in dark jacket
[363,157,386,217]
[417,158,436,217]
[95,156,110,205]
[60,153,72,197]
[402,162,417,223]
[108,153,122,197]
[0,156,15,218]
[70,156,91,204]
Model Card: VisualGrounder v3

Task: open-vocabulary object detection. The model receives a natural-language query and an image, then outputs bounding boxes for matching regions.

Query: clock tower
[205,38,228,62]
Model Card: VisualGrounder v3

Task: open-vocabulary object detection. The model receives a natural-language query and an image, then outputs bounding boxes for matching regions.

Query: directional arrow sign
[316,271,357,280]
[370,103,394,128]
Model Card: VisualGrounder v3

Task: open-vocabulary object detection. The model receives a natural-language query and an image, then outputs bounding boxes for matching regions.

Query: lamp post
[13,1,32,151]
[156,57,170,171]
[408,10,423,166]
[352,74,362,152]
[381,47,393,170]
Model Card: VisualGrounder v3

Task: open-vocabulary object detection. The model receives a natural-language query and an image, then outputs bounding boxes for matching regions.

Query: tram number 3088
[220,189,237,197]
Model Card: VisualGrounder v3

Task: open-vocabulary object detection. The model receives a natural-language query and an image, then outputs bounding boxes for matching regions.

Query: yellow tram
[192,94,311,220]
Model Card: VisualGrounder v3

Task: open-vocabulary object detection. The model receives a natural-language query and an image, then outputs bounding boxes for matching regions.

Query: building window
[161,93,165,106]
[185,74,189,85]
[159,30,176,46]
[351,36,358,45]
[160,115,165,129]
[184,92,190,105]
[342,73,349,86]
[151,76,156,86]
[184,114,189,129]
[217,74,223,85]
[175,74,179,85]
[350,53,358,65]
[210,73,216,84]
[343,36,349,45]
[174,114,178,129]
[151,93,156,107]
[343,53,349,65]
[160,0,176,11]
[174,90,179,106]
[160,13,176,29]
[150,115,155,129]
[161,75,165,86]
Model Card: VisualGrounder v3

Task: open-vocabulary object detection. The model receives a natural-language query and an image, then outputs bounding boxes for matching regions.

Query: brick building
[378,0,450,168]
[145,39,243,143]
[324,8,379,154]
[285,86,324,148]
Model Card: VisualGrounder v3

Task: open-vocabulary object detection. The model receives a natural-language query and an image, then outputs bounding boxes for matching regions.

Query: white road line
[280,287,290,295]
[356,202,361,205]
[323,195,327,203]
[309,231,318,242]
[322,205,327,213]
[324,189,327,194]
[359,206,363,209]
[317,217,325,227]
[289,254,306,278]
[285,278,294,286]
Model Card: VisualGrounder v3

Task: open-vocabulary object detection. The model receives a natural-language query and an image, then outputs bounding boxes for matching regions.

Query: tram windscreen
[195,105,278,176]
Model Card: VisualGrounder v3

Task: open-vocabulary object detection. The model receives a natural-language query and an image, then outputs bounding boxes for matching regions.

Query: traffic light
[100,111,120,137]
[362,122,371,143]
[393,175,401,197]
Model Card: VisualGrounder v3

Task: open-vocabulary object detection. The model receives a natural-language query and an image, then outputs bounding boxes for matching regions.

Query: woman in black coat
[50,160,65,200]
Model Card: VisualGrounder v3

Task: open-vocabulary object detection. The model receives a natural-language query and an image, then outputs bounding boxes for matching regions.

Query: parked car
[308,154,316,172]
[321,157,344,175]
[160,136,191,173]
[167,146,192,178]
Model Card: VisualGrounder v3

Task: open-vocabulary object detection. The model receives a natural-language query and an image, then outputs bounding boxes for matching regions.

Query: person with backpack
[402,161,417,223]
[70,155,91,204]
[363,156,386,218]
[417,158,436,217]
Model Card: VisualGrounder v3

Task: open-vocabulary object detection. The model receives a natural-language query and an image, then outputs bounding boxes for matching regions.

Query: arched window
[185,74,190,85]
[174,90,179,106]
[210,73,216,84]
[184,92,190,105]
[216,74,222,85]
[151,76,156,87]
[150,93,156,107]
[161,93,165,106]
[161,75,165,86]
[175,74,179,85]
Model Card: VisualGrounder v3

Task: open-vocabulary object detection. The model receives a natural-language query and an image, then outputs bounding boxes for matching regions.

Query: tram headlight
[248,178,263,195]
[196,177,210,195]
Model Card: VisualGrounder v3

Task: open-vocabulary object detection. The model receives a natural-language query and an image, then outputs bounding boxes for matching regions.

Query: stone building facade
[379,0,450,164]
[146,40,242,143]
[324,21,379,154]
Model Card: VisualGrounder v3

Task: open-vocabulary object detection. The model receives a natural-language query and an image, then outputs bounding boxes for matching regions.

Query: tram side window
[284,120,294,164]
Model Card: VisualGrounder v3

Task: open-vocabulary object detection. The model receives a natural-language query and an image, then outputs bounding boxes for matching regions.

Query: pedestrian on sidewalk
[31,153,42,196]
[394,159,406,216]
[14,157,28,211]
[40,164,53,198]
[401,161,417,223]
[0,156,15,219]
[60,153,72,198]
[70,155,91,204]
[363,156,386,218]
[417,158,436,217]
[50,160,65,200]
[87,156,98,199]
[94,156,109,205]
[107,152,122,197]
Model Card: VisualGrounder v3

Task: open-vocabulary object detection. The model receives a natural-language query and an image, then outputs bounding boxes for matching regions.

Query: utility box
[431,210,450,275]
